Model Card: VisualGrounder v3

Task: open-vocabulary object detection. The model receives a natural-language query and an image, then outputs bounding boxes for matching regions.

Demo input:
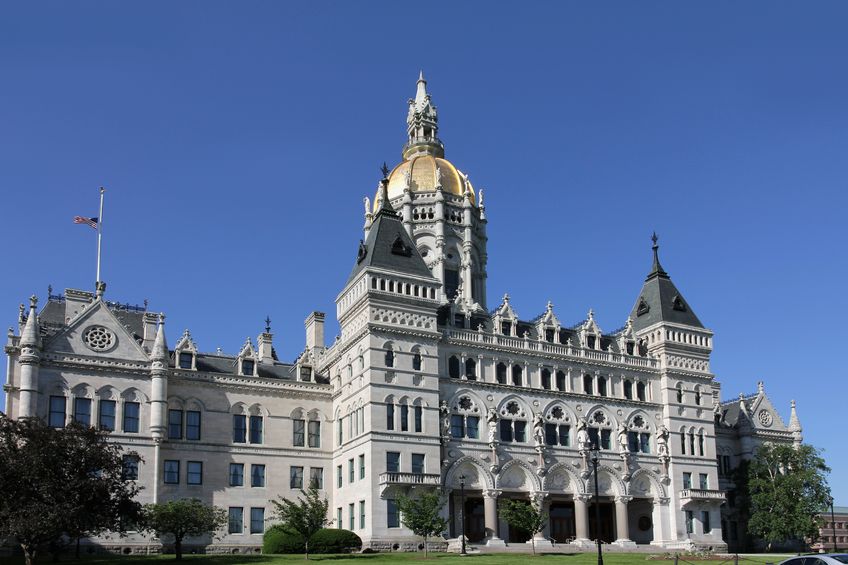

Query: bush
[263,526,362,554]
[309,528,363,554]
[263,525,305,554]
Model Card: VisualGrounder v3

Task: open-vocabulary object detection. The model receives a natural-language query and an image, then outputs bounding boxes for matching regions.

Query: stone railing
[445,329,658,369]
[379,472,441,486]
[679,489,726,503]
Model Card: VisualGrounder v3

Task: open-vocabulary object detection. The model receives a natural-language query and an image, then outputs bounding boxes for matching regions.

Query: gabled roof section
[630,234,704,332]
[346,179,434,285]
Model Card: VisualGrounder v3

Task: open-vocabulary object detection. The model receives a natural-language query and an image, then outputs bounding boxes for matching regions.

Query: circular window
[758,410,773,427]
[83,326,116,351]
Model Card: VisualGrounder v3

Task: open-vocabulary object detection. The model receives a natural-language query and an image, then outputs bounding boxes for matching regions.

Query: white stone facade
[2,75,801,554]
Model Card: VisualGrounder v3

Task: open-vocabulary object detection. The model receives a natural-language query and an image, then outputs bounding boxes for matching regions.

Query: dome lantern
[403,71,444,160]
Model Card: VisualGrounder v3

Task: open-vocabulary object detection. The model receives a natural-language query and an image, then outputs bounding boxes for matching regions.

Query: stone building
[2,75,801,553]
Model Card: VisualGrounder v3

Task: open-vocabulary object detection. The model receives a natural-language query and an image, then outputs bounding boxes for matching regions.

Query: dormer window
[241,359,255,376]
[178,352,193,370]
[501,321,512,336]
[672,295,687,312]
[545,329,555,343]
[300,366,313,382]
[454,313,465,327]
[625,341,635,356]
[390,235,412,257]
[637,297,650,316]
[586,335,596,349]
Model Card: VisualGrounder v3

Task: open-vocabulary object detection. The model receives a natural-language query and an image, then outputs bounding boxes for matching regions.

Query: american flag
[73,216,98,229]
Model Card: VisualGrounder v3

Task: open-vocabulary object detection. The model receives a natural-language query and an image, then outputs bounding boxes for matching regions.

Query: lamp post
[590,442,604,565]
[830,497,838,553]
[459,474,467,555]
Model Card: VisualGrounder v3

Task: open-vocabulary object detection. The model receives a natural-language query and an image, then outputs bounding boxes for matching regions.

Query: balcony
[679,489,726,507]
[379,472,441,487]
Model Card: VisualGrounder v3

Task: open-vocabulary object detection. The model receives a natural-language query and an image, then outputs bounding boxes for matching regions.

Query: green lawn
[6,552,796,565]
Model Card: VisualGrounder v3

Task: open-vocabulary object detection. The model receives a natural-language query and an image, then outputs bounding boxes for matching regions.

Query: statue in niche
[533,412,545,448]
[617,423,629,455]
[576,418,590,452]
[487,408,499,444]
[656,425,670,458]
[440,400,450,437]
[434,165,442,187]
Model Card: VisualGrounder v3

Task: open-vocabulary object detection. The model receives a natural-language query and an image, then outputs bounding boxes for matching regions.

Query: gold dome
[375,155,475,211]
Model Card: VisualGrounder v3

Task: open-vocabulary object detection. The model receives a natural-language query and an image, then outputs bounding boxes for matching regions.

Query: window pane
[99,400,116,430]
[386,404,395,431]
[514,420,526,443]
[123,402,140,433]
[233,415,247,443]
[640,433,651,454]
[600,429,611,450]
[349,459,354,482]
[450,415,465,438]
[588,427,600,449]
[74,398,92,426]
[414,406,422,433]
[386,452,400,473]
[164,460,179,484]
[545,423,558,446]
[229,463,244,486]
[559,425,570,446]
[400,405,409,431]
[359,454,365,479]
[168,409,183,439]
[251,464,265,487]
[290,466,303,489]
[499,419,513,442]
[359,501,365,529]
[310,467,324,489]
[178,352,193,369]
[249,416,263,444]
[466,416,479,439]
[250,507,265,534]
[337,465,343,488]
[187,461,203,485]
[308,420,321,448]
[49,396,66,428]
[186,411,201,441]
[387,499,400,528]
[628,431,640,453]
[293,419,305,446]
[228,507,243,534]
[411,453,425,474]
[122,456,139,480]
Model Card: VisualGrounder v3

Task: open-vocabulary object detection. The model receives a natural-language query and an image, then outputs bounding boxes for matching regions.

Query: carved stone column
[483,489,505,546]
[613,495,637,547]
[571,494,593,547]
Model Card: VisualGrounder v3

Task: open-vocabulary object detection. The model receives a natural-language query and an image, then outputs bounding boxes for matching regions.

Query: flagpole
[96,187,105,287]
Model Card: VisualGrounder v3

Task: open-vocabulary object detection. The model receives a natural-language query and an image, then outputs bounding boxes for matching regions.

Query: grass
[5,552,797,565]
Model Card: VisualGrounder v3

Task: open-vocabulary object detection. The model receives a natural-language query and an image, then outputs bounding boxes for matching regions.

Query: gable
[43,300,151,362]
[748,393,787,431]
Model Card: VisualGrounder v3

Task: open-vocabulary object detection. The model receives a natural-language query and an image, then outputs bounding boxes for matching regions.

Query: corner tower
[365,74,489,315]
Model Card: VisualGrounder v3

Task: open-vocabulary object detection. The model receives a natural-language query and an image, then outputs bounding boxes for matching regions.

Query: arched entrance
[549,502,576,542]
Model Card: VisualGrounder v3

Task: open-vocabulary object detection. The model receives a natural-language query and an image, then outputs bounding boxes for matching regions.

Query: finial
[546,300,553,311]
[158,312,165,324]
[791,399,796,408]
[757,381,764,394]
[143,299,149,311]
[646,231,668,279]
[418,70,425,82]
[479,189,484,207]
[587,308,594,320]
[503,293,510,303]
[380,162,390,179]
[29,295,38,309]
[363,196,371,216]
[95,281,106,298]
[265,316,272,333]
[47,284,52,297]
[18,303,25,322]
[651,231,658,248]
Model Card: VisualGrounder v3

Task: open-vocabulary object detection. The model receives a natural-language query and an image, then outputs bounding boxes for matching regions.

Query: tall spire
[151,313,168,364]
[404,72,444,160]
[20,295,40,348]
[375,165,396,217]
[789,399,803,447]
[647,231,668,280]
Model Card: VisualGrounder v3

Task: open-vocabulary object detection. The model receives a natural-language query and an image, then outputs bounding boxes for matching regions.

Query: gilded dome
[376,155,475,210]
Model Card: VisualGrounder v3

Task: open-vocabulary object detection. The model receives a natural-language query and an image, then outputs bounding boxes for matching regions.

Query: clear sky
[1,2,846,502]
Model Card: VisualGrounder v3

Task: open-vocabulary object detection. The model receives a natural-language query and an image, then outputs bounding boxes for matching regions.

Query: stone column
[483,489,505,546]
[651,497,669,545]
[614,496,636,547]
[572,494,593,548]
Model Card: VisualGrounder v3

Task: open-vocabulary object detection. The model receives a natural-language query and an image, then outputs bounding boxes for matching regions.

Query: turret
[789,399,803,448]
[18,295,41,418]
[149,314,168,441]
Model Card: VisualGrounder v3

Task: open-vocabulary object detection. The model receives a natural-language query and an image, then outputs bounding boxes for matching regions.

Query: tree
[0,415,141,565]
[499,498,548,555]
[396,490,448,558]
[143,499,227,560]
[271,486,331,559]
[739,443,831,551]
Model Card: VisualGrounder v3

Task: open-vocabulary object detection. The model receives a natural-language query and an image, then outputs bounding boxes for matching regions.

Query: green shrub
[263,524,305,554]
[308,528,363,554]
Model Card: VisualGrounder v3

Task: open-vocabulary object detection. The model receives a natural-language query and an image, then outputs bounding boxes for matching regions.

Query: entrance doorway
[463,498,485,542]
[549,502,576,543]
[587,501,615,543]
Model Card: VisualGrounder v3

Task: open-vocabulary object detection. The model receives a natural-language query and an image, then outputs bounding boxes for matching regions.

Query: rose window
[458,397,472,411]
[506,401,519,415]
[593,410,606,424]
[83,326,115,351]
[633,415,645,428]
[757,410,773,427]
[551,406,564,420]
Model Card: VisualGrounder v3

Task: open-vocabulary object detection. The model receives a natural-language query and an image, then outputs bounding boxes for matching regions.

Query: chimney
[305,312,325,353]
[64,288,94,322]
[258,332,274,364]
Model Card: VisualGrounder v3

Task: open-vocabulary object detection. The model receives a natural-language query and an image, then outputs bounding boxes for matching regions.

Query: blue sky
[1,2,846,501]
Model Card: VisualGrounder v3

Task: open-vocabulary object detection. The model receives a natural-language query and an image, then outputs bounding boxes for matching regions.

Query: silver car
[780,555,848,565]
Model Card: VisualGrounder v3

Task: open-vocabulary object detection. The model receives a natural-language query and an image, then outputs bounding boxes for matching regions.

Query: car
[780,554,848,565]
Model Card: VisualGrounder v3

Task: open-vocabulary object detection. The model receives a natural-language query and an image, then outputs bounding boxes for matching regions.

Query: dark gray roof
[37,296,146,340]
[346,207,435,285]
[191,352,297,380]
[630,245,704,332]
[719,393,757,427]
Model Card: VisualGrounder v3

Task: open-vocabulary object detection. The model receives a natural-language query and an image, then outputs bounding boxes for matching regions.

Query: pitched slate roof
[630,238,704,332]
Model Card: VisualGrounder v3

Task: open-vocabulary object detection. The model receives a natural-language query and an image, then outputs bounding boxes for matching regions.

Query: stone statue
[576,418,590,451]
[434,165,442,186]
[656,425,670,457]
[533,412,545,448]
[363,196,370,216]
[486,408,499,443]
[440,400,450,436]
[617,423,629,455]
[403,168,412,189]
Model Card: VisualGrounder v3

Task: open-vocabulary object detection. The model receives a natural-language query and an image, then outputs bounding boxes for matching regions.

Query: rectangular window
[702,511,711,533]
[229,463,244,487]
[359,454,365,479]
[583,374,593,395]
[233,414,247,443]
[514,420,527,442]
[163,460,179,484]
[308,420,321,448]
[499,419,513,442]
[699,473,709,490]
[73,398,92,426]
[387,499,400,528]
[337,465,343,488]
[414,405,423,432]
[640,433,651,454]
[249,415,263,444]
[628,431,640,452]
[386,404,395,431]
[680,432,686,454]
[349,458,354,482]
[685,511,694,534]
[683,472,692,490]
[588,427,600,449]
[597,378,607,397]
[400,405,409,431]
[99,399,116,431]
[337,508,343,529]
[228,507,243,534]
[559,425,570,446]
[250,507,265,534]
[290,466,304,489]
[359,500,366,529]
[386,452,400,473]
[186,410,201,440]
[310,467,324,489]
[168,409,183,439]
[251,464,266,487]
[466,415,479,439]
[337,419,343,445]
[411,453,425,474]
[349,503,355,530]
[451,414,465,438]
[187,461,203,485]
[545,423,558,446]
[293,418,305,446]
[123,401,140,433]
[49,396,66,428]
[178,351,193,369]
[122,455,139,480]
[600,429,611,450]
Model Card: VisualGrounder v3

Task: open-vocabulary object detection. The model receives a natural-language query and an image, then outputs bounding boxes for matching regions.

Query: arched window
[400,403,409,432]
[496,363,507,384]
[689,431,696,455]
[414,404,423,433]
[583,374,594,395]
[676,385,684,404]
[448,356,460,378]
[511,365,523,387]
[636,382,646,402]
[464,358,476,381]
[555,371,566,391]
[623,380,633,400]
[680,430,686,454]
[386,403,395,431]
[499,401,527,443]
[451,395,481,439]
[698,431,705,456]
[541,368,551,390]
[694,387,702,406]
[412,352,422,371]
[385,345,395,368]
[597,376,607,397]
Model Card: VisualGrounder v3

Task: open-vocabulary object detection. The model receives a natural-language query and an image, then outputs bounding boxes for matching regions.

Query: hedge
[263,526,362,554]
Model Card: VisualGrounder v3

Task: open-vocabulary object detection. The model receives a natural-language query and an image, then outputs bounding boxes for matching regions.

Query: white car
[780,554,848,565]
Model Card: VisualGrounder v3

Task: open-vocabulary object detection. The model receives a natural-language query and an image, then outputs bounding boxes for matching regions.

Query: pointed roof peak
[789,399,802,431]
[20,294,40,348]
[151,314,168,362]
[647,232,669,281]
[415,71,428,103]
